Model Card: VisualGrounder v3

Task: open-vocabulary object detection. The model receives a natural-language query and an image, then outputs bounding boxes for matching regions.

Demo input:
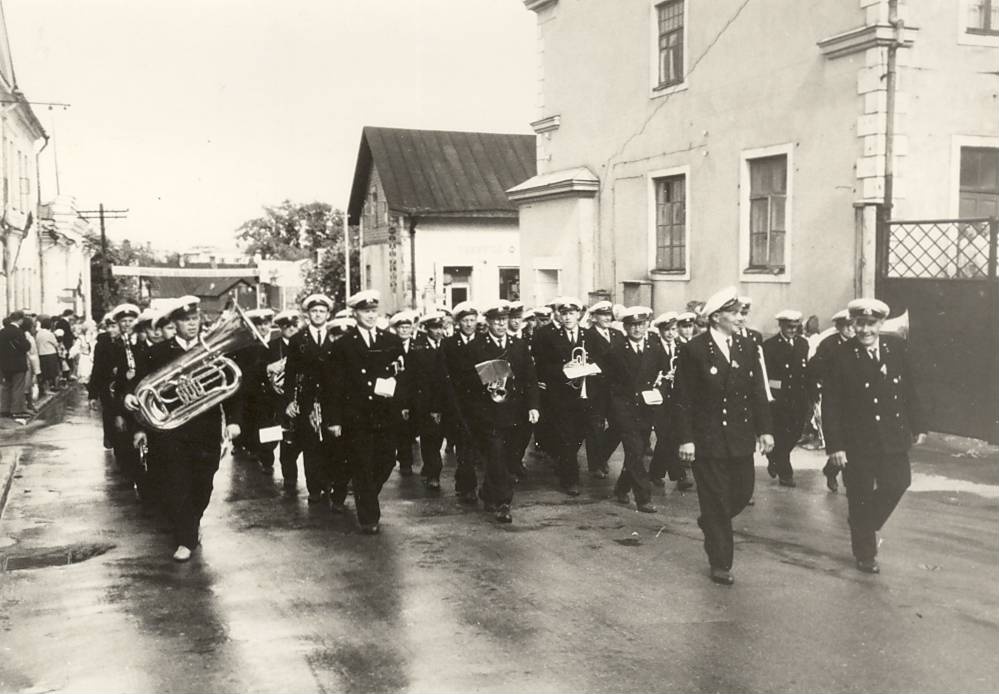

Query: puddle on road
[1,541,115,571]
[909,473,999,499]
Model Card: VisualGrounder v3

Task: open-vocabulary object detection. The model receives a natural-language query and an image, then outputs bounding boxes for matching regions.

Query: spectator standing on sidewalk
[1,311,31,418]
[35,318,60,395]
[20,316,40,412]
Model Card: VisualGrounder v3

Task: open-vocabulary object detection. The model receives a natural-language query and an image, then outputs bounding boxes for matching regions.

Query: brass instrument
[563,346,601,399]
[267,357,286,395]
[131,301,266,431]
[309,401,324,442]
[476,359,513,403]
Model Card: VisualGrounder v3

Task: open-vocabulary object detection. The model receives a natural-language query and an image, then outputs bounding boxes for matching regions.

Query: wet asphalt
[1,389,997,694]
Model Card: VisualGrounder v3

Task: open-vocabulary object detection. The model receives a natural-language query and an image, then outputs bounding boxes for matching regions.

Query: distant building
[347,126,536,313]
[511,0,998,325]
[179,245,252,267]
[37,196,93,318]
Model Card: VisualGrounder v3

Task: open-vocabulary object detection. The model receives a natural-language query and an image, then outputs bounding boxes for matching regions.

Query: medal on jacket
[731,359,739,369]
[710,366,718,375]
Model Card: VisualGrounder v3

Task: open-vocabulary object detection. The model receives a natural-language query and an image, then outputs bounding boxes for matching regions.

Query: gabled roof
[347,126,536,225]
[149,276,254,299]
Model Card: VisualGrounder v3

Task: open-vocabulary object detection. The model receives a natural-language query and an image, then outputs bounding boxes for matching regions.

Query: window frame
[647,165,691,281]
[649,0,689,98]
[739,143,794,284]
[950,135,999,217]
[959,0,999,45]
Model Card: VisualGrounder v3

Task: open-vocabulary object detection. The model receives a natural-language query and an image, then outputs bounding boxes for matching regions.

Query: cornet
[563,346,601,399]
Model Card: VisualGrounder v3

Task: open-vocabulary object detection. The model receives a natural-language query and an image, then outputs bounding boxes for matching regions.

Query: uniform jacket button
[875,415,881,421]
[873,397,878,404]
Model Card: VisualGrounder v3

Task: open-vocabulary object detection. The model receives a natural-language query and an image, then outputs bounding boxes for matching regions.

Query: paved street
[1,388,997,694]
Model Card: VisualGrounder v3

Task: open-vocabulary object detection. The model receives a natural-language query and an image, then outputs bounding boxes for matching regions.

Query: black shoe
[590,469,608,480]
[457,490,478,504]
[563,484,580,497]
[360,523,380,535]
[307,492,324,504]
[495,505,512,523]
[650,478,666,488]
[481,497,498,512]
[424,478,441,491]
[856,558,880,574]
[614,492,630,505]
[778,477,796,488]
[399,466,414,477]
[259,463,275,474]
[636,503,658,514]
[330,501,346,514]
[710,568,735,585]
[766,461,777,479]
[823,464,839,492]
[677,479,694,492]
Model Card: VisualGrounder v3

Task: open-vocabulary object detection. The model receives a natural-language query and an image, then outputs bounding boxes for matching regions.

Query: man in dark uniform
[326,290,410,534]
[440,301,482,503]
[463,300,540,523]
[605,306,669,513]
[532,297,592,496]
[231,308,276,469]
[128,296,243,562]
[675,312,696,345]
[282,294,337,503]
[265,309,301,488]
[390,310,419,476]
[762,309,811,487]
[506,300,534,478]
[88,315,120,449]
[676,287,773,585]
[582,300,623,480]
[650,311,692,491]
[822,298,926,574]
[410,310,448,491]
[809,308,854,490]
[107,304,146,496]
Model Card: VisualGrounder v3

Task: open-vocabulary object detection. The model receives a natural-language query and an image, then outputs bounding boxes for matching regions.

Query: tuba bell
[130,301,266,430]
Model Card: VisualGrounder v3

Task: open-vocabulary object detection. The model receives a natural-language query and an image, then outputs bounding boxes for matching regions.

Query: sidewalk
[0,383,81,520]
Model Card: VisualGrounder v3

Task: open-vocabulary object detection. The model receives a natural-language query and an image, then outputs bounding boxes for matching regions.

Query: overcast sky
[5,0,537,250]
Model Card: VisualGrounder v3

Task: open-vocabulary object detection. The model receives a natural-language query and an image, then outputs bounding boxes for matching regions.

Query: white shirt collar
[710,327,733,360]
[175,335,196,351]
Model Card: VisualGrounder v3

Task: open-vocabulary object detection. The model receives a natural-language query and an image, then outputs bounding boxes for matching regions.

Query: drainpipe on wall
[883,0,901,218]
[408,216,418,309]
[35,135,49,312]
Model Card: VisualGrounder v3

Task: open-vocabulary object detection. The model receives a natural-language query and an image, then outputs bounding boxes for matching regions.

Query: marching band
[88,286,925,583]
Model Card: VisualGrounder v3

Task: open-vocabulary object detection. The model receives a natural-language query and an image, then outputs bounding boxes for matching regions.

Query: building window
[968,0,999,33]
[655,0,684,89]
[959,146,999,218]
[747,154,787,272]
[443,265,472,307]
[498,267,520,301]
[652,174,686,272]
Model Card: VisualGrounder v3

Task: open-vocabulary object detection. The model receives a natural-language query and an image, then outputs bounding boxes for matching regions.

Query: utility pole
[342,208,351,301]
[78,204,128,315]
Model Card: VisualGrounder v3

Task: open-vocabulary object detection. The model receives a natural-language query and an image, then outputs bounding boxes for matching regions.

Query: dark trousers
[0,369,27,414]
[549,398,588,486]
[766,404,808,479]
[453,424,479,493]
[100,396,115,447]
[651,416,686,482]
[844,451,911,561]
[302,444,330,496]
[614,425,654,505]
[395,415,416,471]
[692,455,755,571]
[474,425,518,506]
[346,427,396,526]
[112,422,145,490]
[585,411,620,473]
[418,415,445,481]
[510,423,532,473]
[161,437,221,549]
[278,429,303,482]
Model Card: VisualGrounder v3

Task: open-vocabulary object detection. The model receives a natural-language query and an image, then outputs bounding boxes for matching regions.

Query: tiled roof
[347,126,535,224]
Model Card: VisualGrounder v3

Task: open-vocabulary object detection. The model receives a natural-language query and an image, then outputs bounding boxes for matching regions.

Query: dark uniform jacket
[87,332,115,401]
[408,333,445,419]
[605,334,670,431]
[441,332,481,431]
[583,325,626,417]
[282,326,337,431]
[674,331,773,459]
[533,324,589,403]
[464,333,539,430]
[821,336,926,457]
[326,325,411,431]
[131,336,243,443]
[762,334,810,412]
[109,335,148,417]
[807,332,850,397]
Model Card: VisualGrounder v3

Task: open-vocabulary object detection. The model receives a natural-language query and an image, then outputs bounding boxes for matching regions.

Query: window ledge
[649,269,690,281]
[650,81,688,100]
[740,267,789,284]
[959,28,999,46]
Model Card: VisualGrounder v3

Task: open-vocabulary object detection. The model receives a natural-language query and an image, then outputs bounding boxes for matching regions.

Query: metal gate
[876,216,998,442]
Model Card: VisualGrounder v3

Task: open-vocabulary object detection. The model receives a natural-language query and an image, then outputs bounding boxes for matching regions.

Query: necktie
[868,347,880,364]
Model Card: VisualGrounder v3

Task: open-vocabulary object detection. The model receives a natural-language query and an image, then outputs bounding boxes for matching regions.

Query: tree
[83,233,163,319]
[234,201,360,307]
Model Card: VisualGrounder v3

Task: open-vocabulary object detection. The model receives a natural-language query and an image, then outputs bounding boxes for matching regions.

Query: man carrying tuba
[464,300,540,524]
[128,296,244,563]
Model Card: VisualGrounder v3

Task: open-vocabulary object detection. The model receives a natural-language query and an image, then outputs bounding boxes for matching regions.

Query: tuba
[476,359,513,403]
[129,302,266,430]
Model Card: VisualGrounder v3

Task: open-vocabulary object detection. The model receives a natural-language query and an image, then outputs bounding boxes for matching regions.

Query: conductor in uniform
[326,290,411,534]
[128,296,243,562]
[821,298,926,574]
[675,287,773,585]
[762,309,811,487]
[464,300,540,523]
